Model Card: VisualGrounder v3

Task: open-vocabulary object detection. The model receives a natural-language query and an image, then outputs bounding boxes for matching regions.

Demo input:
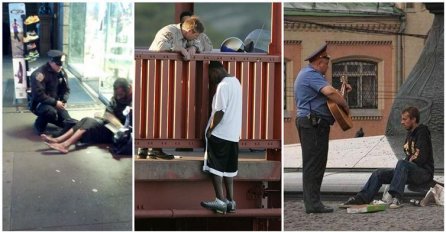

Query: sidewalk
[285,198,444,231]
[2,58,132,230]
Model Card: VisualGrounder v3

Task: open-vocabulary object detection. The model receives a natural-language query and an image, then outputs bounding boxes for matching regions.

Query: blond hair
[182,16,204,33]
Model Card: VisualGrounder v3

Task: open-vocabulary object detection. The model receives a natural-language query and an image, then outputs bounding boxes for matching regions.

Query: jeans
[357,160,432,203]
[296,116,330,211]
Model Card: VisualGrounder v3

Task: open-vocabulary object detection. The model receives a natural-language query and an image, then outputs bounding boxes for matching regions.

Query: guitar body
[327,76,353,131]
[327,98,353,131]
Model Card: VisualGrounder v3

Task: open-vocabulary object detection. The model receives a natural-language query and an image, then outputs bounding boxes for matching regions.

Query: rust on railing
[135,50,281,149]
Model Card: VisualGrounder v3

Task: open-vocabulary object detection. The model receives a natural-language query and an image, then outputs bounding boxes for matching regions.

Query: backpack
[109,108,132,156]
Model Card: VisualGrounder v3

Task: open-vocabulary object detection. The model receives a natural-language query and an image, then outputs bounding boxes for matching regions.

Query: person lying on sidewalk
[41,78,132,154]
[341,106,434,209]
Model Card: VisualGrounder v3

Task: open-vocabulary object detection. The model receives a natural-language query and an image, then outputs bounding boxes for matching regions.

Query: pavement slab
[9,150,132,230]
[3,109,132,230]
[285,199,444,231]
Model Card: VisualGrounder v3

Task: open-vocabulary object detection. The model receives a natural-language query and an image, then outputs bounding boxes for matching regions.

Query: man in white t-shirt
[201,61,242,214]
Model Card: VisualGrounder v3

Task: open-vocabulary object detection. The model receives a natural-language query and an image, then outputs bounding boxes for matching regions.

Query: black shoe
[149,149,174,160]
[33,118,47,135]
[339,196,365,208]
[156,151,174,160]
[137,148,148,159]
[306,206,334,214]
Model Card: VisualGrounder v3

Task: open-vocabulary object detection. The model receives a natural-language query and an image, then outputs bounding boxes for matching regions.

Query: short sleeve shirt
[187,33,213,52]
[294,64,333,122]
[207,76,242,142]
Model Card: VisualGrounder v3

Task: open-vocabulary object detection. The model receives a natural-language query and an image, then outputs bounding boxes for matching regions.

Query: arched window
[332,60,378,109]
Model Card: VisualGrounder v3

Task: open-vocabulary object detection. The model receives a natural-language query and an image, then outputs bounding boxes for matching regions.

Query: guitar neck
[339,75,347,97]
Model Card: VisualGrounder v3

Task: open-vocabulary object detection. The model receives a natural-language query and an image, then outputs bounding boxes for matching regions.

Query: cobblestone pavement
[285,198,444,231]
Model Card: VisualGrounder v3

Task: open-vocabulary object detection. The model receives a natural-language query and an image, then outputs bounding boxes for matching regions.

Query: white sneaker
[200,198,227,214]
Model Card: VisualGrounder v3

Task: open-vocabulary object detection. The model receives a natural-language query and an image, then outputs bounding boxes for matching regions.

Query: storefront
[66,2,133,102]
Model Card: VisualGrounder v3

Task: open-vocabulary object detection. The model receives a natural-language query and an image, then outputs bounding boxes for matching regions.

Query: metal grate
[332,61,378,109]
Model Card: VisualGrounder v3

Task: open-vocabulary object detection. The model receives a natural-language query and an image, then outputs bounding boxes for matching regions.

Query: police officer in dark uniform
[30,50,75,134]
[294,44,351,213]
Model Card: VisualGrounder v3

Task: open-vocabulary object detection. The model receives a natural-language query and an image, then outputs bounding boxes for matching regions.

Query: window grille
[332,61,378,109]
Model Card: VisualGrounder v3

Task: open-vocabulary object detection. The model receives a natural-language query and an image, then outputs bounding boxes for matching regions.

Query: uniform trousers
[296,116,330,211]
[34,103,73,132]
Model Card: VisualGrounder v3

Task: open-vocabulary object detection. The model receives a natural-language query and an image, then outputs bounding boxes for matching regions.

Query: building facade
[284,3,434,144]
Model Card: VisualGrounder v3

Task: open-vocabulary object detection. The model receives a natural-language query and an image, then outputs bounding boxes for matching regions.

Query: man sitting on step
[341,106,434,209]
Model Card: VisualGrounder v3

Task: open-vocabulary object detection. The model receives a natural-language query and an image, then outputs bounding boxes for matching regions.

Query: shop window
[332,61,378,109]
[67,2,133,101]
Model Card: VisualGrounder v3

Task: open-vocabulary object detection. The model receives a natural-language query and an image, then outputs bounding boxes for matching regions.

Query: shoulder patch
[164,31,173,42]
[36,73,44,82]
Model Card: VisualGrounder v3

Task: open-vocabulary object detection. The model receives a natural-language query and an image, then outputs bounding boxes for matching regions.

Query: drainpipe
[396,14,406,90]
[175,3,194,24]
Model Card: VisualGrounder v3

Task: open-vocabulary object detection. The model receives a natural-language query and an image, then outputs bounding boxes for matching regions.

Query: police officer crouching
[30,50,76,135]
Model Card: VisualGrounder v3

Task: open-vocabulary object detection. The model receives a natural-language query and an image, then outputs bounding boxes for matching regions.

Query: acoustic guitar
[327,75,353,131]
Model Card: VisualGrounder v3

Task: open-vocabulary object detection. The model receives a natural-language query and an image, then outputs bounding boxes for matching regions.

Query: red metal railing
[135,50,281,149]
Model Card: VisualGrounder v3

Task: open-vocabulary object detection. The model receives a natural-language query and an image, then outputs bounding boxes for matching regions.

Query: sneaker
[29,50,39,58]
[339,196,365,208]
[225,199,236,213]
[24,15,40,25]
[23,34,39,43]
[389,198,402,209]
[27,43,36,50]
[25,51,39,60]
[26,31,37,37]
[201,198,227,214]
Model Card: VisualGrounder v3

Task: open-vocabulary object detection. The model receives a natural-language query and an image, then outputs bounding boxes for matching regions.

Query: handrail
[135,50,282,149]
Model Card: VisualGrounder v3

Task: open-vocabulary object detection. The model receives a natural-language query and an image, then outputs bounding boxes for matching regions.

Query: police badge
[36,73,44,82]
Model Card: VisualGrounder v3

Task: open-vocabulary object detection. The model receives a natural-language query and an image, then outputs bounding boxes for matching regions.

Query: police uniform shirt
[187,33,213,52]
[294,64,334,123]
[30,63,69,106]
[149,23,201,52]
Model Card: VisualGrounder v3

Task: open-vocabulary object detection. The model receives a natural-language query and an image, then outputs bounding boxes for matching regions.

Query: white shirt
[207,76,242,142]
[149,23,204,52]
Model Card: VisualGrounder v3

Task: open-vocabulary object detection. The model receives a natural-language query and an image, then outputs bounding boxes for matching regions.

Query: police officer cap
[304,44,330,62]
[47,50,65,65]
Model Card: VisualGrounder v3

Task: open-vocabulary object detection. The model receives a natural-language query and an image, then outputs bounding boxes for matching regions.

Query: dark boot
[34,117,48,135]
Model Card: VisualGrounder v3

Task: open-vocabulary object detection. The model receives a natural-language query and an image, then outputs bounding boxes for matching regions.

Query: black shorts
[203,135,239,177]
[72,117,114,144]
